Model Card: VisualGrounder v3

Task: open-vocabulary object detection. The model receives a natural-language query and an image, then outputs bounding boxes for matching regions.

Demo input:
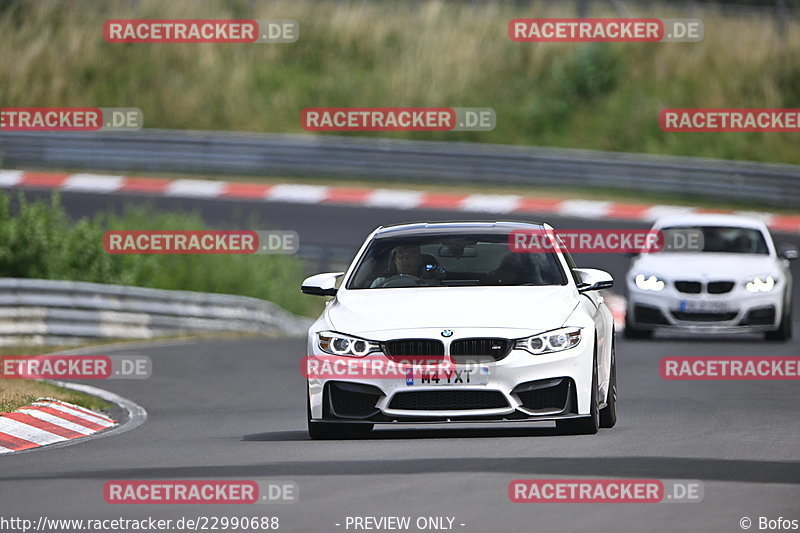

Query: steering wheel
[379,274,424,288]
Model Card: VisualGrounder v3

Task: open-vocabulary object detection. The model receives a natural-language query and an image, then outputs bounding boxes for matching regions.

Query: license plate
[406,366,489,386]
[679,300,730,313]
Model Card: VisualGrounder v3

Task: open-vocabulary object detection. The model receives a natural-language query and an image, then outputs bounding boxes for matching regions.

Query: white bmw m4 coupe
[301,221,617,439]
[625,214,796,341]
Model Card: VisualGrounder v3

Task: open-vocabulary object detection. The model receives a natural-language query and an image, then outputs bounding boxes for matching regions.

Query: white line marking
[63,174,124,193]
[165,179,226,198]
[556,200,613,219]
[364,189,424,209]
[0,417,67,446]
[735,211,775,224]
[17,408,95,435]
[460,194,522,213]
[31,401,115,426]
[642,205,697,221]
[266,184,329,203]
[0,170,24,187]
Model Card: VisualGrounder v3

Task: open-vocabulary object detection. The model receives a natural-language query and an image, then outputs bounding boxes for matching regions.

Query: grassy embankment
[0,192,314,411]
[0,0,798,167]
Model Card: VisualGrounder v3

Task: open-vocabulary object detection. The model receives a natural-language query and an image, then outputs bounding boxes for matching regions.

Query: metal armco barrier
[0,278,312,345]
[1,130,799,208]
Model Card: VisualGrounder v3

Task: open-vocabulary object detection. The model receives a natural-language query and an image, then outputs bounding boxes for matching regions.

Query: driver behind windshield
[370,244,425,288]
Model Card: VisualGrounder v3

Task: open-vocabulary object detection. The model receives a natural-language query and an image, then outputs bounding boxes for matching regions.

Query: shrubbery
[0,193,314,316]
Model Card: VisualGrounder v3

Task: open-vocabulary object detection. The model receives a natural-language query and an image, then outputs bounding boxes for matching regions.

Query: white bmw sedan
[625,214,796,341]
[301,221,617,439]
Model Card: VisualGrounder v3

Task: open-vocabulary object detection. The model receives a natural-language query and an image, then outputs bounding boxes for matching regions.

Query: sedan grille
[675,281,702,294]
[450,338,512,363]
[388,390,508,411]
[707,281,735,294]
[382,339,445,360]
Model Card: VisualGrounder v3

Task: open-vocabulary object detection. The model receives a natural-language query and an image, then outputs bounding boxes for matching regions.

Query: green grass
[0,345,112,412]
[0,379,111,413]
[0,0,798,164]
[0,191,316,316]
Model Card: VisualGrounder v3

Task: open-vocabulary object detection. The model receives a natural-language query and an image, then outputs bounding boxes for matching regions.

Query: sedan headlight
[745,276,776,293]
[318,331,381,357]
[515,327,582,355]
[634,274,665,291]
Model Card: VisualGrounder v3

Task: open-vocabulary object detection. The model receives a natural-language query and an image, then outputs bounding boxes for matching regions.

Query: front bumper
[307,330,596,423]
[626,280,784,333]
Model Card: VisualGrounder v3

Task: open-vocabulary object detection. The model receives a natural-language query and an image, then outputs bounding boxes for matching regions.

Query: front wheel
[599,340,617,428]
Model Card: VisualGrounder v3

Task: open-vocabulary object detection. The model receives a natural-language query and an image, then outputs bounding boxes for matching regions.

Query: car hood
[632,253,779,279]
[326,286,578,335]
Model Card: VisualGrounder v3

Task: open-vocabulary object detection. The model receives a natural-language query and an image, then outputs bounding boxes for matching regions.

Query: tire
[623,314,652,339]
[599,338,617,429]
[307,386,373,440]
[556,350,599,436]
[765,300,792,342]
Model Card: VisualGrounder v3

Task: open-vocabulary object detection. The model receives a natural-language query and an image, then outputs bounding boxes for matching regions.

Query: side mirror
[573,268,614,292]
[778,243,798,260]
[301,272,344,297]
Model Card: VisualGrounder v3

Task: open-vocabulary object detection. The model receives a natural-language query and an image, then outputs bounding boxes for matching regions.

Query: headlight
[515,327,582,355]
[745,276,776,293]
[634,274,665,291]
[318,331,381,357]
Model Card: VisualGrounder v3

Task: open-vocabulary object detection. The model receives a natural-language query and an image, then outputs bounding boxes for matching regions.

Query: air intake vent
[389,390,508,411]
[450,338,512,363]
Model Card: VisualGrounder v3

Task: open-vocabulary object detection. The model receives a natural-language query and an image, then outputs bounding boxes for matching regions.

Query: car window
[561,248,583,285]
[346,232,568,289]
[660,225,769,255]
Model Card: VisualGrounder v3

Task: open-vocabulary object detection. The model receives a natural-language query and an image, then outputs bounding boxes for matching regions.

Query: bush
[554,44,622,102]
[0,192,314,317]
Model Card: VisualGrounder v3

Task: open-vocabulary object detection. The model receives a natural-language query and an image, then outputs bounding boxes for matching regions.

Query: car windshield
[346,232,568,289]
[660,225,770,255]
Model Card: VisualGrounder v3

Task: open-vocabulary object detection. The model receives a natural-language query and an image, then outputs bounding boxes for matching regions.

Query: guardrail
[1,129,799,208]
[0,278,312,345]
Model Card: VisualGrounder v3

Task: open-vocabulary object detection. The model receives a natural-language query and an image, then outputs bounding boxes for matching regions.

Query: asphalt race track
[2,188,799,533]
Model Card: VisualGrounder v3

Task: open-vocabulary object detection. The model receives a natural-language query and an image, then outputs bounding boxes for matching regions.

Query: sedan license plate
[679,300,730,313]
[407,366,489,386]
